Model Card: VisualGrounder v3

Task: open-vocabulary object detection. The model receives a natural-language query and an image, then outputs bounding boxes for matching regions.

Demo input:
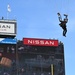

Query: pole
[51,64,54,75]
[7,11,9,19]
[15,39,19,75]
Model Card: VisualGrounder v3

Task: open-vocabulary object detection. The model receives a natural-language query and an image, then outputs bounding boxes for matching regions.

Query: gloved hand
[0,57,12,67]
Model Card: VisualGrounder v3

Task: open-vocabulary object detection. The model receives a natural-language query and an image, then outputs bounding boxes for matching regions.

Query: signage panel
[0,23,15,34]
[23,38,58,46]
[0,20,16,37]
[0,38,17,44]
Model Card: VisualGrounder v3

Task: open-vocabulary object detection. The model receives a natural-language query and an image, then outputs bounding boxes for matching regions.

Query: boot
[57,13,60,16]
[64,14,68,17]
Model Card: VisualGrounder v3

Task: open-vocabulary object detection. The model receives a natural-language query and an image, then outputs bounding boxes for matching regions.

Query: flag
[7,4,11,12]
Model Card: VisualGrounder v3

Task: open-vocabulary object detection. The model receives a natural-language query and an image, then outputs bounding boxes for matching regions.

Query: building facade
[17,38,65,75]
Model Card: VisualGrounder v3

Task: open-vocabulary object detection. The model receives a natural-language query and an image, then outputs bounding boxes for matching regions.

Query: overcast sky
[0,0,75,75]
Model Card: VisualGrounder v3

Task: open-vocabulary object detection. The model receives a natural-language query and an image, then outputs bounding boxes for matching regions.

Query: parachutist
[57,13,68,37]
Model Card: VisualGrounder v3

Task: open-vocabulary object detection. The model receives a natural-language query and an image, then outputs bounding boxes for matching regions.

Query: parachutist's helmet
[64,19,67,21]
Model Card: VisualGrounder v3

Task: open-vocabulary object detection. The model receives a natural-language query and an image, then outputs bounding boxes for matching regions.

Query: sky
[0,0,75,75]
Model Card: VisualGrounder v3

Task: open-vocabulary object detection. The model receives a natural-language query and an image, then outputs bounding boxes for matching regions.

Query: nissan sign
[23,38,58,46]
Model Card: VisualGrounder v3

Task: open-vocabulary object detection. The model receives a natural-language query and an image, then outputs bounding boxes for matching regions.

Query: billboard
[0,20,16,37]
[0,38,17,75]
[23,38,58,46]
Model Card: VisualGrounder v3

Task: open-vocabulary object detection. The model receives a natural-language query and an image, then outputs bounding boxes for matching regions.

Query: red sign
[23,38,58,47]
